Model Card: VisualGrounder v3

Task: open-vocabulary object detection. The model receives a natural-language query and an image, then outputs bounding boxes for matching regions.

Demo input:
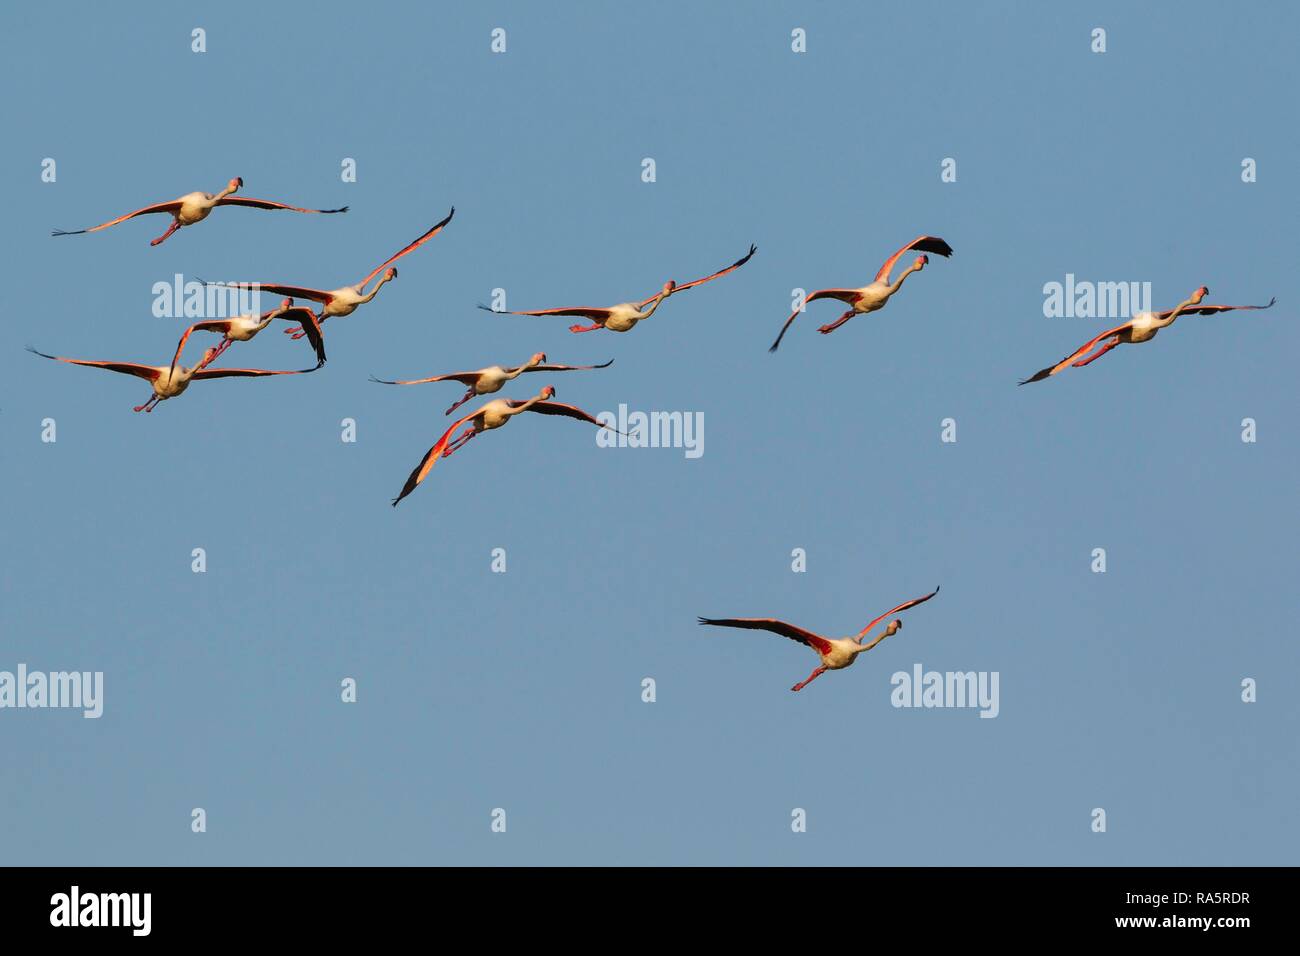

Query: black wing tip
[26,346,56,359]
[51,229,84,237]
[596,358,615,368]
[476,303,496,312]
[697,617,716,626]
[768,340,781,353]
[324,206,349,214]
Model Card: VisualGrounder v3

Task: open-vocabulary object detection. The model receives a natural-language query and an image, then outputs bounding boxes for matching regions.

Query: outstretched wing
[216,197,348,214]
[874,235,953,283]
[641,244,757,306]
[478,303,613,320]
[190,366,320,380]
[697,617,833,655]
[52,200,182,236]
[27,347,161,381]
[359,207,456,290]
[1018,322,1131,385]
[768,290,859,353]
[1166,297,1276,318]
[370,371,479,386]
[518,400,608,427]
[391,409,480,507]
[524,359,615,373]
[854,586,941,643]
[198,280,335,305]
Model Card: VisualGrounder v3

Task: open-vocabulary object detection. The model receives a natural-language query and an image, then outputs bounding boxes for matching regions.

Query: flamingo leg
[790,665,828,693]
[1072,338,1121,368]
[445,390,474,416]
[817,310,857,335]
[568,323,605,333]
[133,396,160,413]
[149,219,181,247]
[284,312,325,339]
[442,429,478,458]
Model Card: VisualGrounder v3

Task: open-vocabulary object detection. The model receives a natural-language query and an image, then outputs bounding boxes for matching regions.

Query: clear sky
[1,1,1296,865]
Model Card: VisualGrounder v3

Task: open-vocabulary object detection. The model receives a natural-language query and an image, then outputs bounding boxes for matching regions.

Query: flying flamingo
[391,385,613,506]
[171,298,327,373]
[1018,288,1277,384]
[51,177,347,246]
[697,586,940,692]
[769,236,953,351]
[479,244,757,333]
[27,346,319,413]
[370,353,614,415]
[201,209,455,340]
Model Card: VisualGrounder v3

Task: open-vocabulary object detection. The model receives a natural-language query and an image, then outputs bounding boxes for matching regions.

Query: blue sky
[1,1,1296,865]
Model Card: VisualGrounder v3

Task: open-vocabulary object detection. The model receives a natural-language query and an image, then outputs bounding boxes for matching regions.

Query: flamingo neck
[1157,294,1201,328]
[887,263,922,296]
[640,291,669,319]
[360,273,392,302]
[509,394,547,417]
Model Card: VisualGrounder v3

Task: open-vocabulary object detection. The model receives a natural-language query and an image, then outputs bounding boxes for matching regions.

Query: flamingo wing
[276,306,327,366]
[52,200,182,236]
[525,359,615,373]
[216,197,348,214]
[854,586,941,643]
[1167,297,1276,318]
[190,365,320,380]
[359,207,456,290]
[478,303,613,320]
[768,290,860,353]
[27,348,161,381]
[170,320,235,373]
[640,244,757,306]
[517,400,608,427]
[391,409,480,507]
[696,617,834,655]
[197,281,334,305]
[370,371,480,386]
[1018,321,1131,385]
[874,235,953,283]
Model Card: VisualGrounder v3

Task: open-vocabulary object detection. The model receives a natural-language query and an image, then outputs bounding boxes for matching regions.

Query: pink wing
[854,586,942,642]
[874,236,953,282]
[216,197,348,214]
[696,617,834,655]
[52,200,182,236]
[359,207,455,290]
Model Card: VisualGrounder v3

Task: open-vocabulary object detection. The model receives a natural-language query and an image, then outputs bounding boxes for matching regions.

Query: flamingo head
[915,255,930,270]
[201,347,218,366]
[530,352,547,366]
[1194,285,1209,301]
[540,385,556,400]
[228,177,243,192]
[885,619,903,636]
[662,280,677,294]
[279,297,294,310]
[386,267,399,282]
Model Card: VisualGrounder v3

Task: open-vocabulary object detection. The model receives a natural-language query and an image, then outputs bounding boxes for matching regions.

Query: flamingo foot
[149,221,181,246]
[444,392,473,416]
[568,323,603,333]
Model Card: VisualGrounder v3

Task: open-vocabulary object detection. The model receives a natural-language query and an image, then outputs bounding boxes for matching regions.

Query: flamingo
[769,236,953,351]
[27,346,319,413]
[370,353,614,415]
[51,177,347,246]
[1018,289,1277,384]
[171,298,327,373]
[391,385,613,506]
[479,244,757,333]
[697,586,940,692]
[201,209,455,339]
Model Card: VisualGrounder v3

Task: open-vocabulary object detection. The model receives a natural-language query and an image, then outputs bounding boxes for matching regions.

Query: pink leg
[568,323,605,333]
[1072,338,1120,368]
[790,665,827,693]
[284,313,325,339]
[149,220,181,246]
[442,429,477,458]
[133,396,160,413]
[445,390,474,416]
[817,310,857,335]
